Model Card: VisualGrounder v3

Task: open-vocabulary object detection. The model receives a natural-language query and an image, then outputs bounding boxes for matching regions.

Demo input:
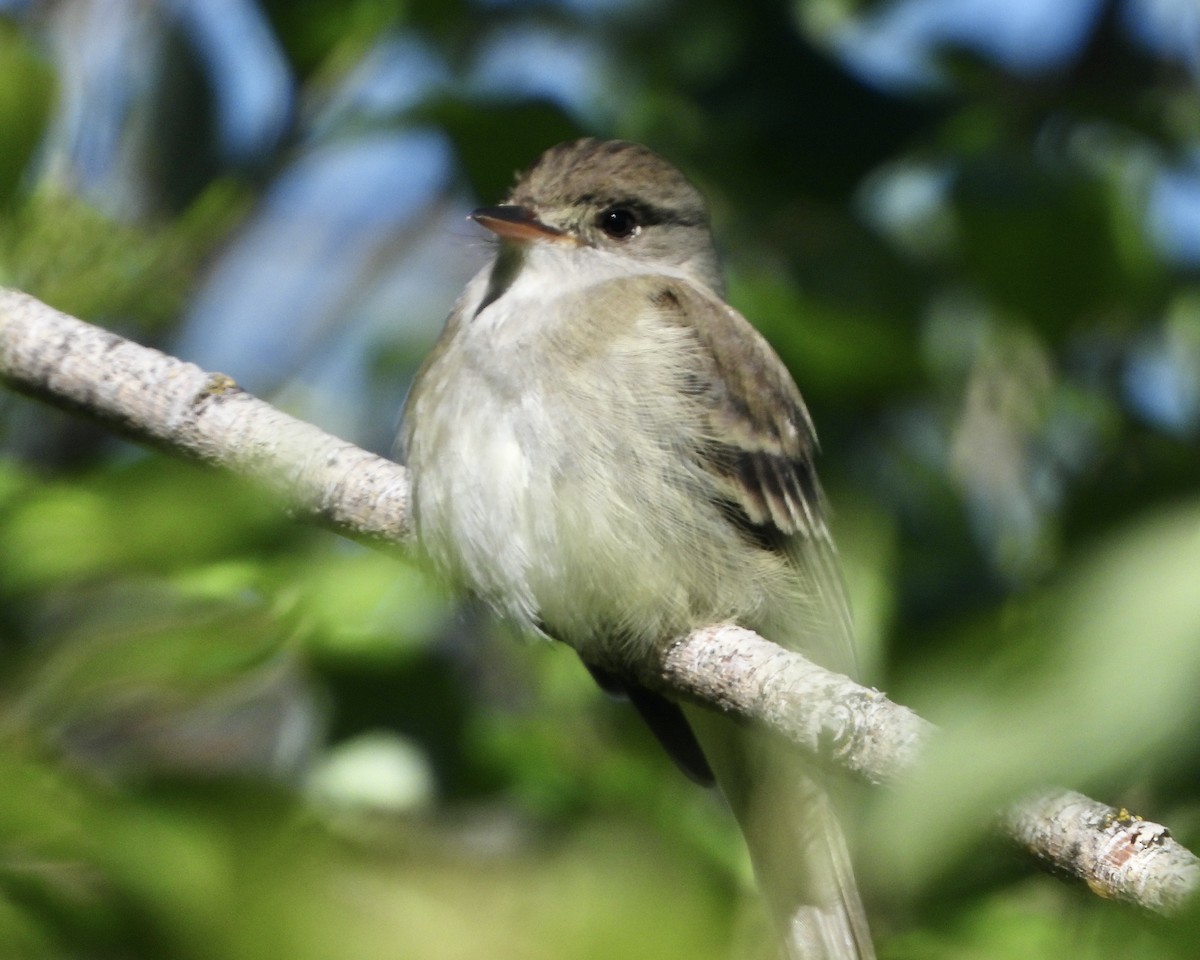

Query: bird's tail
[687,708,875,960]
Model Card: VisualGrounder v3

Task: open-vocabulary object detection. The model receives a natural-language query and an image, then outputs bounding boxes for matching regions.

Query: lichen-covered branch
[2,286,1196,914]
[1002,790,1200,915]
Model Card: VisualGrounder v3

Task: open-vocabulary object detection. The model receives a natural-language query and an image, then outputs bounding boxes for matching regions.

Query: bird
[401,137,873,959]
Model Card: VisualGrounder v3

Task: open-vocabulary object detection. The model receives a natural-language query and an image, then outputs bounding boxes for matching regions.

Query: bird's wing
[644,277,858,675]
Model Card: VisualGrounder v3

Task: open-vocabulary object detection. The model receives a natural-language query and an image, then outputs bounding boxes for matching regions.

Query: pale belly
[408,359,790,660]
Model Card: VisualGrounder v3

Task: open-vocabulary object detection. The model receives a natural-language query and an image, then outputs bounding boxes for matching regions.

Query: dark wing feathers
[650,277,858,673]
[584,662,715,786]
[652,281,826,542]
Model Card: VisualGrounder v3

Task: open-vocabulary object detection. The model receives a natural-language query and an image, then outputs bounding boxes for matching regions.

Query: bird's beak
[471,205,573,245]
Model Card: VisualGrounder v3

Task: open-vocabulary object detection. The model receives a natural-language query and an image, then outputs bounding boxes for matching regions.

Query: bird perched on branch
[402,138,873,960]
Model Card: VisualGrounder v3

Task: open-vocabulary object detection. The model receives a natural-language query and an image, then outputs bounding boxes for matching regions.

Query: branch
[1003,790,1200,915]
[2,287,1196,914]
[0,288,412,549]
[643,626,1200,914]
[651,624,931,786]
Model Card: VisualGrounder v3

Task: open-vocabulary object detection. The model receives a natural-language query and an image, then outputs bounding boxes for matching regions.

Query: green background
[2,0,1199,956]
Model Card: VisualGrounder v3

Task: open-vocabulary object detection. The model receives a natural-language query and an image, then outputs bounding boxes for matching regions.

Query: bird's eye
[597,206,640,240]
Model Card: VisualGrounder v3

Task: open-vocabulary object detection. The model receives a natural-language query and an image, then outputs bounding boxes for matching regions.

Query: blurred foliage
[1,0,1200,957]
[0,185,251,331]
[0,21,54,208]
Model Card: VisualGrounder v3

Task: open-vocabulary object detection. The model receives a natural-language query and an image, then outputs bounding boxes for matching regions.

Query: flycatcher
[402,138,873,960]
